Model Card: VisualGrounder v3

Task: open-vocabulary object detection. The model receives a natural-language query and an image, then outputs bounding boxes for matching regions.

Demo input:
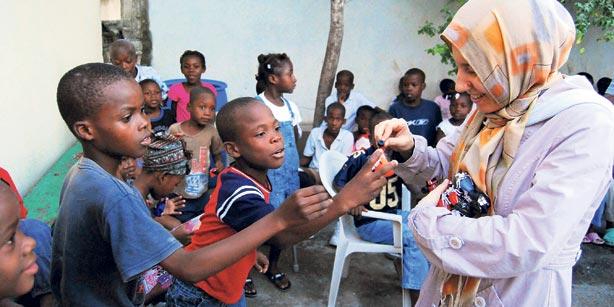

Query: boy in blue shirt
[51,63,336,306]
[389,68,442,147]
[334,111,429,305]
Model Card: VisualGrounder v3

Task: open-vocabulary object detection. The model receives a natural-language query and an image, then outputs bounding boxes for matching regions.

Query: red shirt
[187,166,273,304]
[0,167,27,218]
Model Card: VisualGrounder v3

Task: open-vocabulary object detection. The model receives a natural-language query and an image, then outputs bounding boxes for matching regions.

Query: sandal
[264,271,291,291]
[244,277,257,297]
[585,232,605,245]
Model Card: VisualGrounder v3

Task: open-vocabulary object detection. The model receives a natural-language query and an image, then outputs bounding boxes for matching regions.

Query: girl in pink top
[168,50,217,122]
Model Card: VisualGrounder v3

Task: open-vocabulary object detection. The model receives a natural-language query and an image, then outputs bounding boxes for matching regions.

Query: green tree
[417,0,614,75]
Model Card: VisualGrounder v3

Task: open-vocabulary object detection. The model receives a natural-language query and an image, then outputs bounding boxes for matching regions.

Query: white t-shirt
[436,119,458,137]
[325,90,376,131]
[303,127,354,169]
[258,93,303,136]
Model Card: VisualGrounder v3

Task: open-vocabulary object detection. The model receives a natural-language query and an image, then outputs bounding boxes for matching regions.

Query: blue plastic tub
[163,78,228,112]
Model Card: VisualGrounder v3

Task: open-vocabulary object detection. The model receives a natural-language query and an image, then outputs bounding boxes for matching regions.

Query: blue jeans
[268,120,300,208]
[356,210,429,290]
[166,278,246,307]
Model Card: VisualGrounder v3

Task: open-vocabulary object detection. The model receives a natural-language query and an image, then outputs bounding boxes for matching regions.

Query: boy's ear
[420,82,426,90]
[224,141,241,159]
[73,120,95,141]
[155,172,167,185]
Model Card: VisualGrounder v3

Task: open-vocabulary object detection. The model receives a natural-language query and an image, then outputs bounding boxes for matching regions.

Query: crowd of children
[2,36,612,307]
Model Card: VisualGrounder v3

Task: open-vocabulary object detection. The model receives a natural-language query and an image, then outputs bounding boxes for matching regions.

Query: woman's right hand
[374,118,415,157]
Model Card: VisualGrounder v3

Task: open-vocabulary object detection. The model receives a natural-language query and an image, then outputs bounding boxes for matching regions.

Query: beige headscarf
[438,0,576,305]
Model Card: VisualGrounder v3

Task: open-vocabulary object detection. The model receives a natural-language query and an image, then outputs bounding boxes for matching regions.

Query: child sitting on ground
[168,50,218,123]
[301,102,354,179]
[435,92,473,142]
[140,79,176,136]
[324,70,376,131]
[52,63,336,306]
[389,68,442,147]
[109,39,169,99]
[353,105,376,151]
[333,111,429,306]
[166,97,394,306]
[168,87,224,223]
[432,78,456,120]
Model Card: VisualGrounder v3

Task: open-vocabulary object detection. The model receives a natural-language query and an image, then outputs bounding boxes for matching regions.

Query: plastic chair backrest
[163,78,228,112]
[319,150,349,197]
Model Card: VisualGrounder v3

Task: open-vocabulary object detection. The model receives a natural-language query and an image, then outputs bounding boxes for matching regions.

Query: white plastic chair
[319,150,410,307]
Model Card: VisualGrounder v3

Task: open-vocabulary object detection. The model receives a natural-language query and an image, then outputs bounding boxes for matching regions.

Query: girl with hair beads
[168,50,218,123]
[250,53,302,294]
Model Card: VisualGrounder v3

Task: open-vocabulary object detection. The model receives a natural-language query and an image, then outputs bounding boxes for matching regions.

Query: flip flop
[586,232,605,245]
[244,277,257,297]
[264,271,291,291]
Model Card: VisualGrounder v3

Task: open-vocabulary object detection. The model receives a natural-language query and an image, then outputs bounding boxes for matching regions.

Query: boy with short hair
[389,68,442,147]
[324,70,376,131]
[140,79,176,136]
[333,111,429,305]
[167,97,394,305]
[51,63,338,306]
[168,87,223,223]
[353,105,376,151]
[302,103,354,171]
[109,39,169,99]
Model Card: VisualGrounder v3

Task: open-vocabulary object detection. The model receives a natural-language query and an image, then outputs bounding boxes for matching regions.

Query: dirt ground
[245,223,614,306]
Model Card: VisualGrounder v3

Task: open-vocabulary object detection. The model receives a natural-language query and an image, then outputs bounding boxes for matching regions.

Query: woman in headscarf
[374,0,614,306]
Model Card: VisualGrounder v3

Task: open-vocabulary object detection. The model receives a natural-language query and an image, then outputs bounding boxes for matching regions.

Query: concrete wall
[149,0,614,126]
[0,1,102,195]
[149,0,452,125]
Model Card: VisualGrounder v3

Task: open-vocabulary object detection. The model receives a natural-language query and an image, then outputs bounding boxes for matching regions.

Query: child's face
[232,103,285,170]
[325,108,345,135]
[0,186,37,298]
[355,110,373,134]
[189,94,216,126]
[111,49,137,76]
[118,157,137,181]
[181,56,205,85]
[335,75,354,99]
[401,74,425,102]
[87,80,152,159]
[141,83,162,110]
[152,174,183,199]
[274,62,297,94]
[450,96,472,122]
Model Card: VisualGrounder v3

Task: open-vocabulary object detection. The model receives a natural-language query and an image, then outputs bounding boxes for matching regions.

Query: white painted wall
[0,1,102,194]
[149,0,614,127]
[149,0,452,124]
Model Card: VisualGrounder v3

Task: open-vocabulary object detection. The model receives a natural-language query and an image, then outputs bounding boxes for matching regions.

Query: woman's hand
[416,179,449,209]
[373,118,415,159]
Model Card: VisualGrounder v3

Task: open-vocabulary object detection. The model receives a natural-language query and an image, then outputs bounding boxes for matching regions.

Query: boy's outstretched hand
[162,195,186,216]
[335,149,397,212]
[276,185,332,228]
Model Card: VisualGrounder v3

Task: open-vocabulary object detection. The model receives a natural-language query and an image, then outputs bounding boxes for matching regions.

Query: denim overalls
[255,96,300,208]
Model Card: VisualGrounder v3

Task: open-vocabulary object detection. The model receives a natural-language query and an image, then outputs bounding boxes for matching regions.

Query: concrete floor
[247,223,614,307]
[24,143,614,307]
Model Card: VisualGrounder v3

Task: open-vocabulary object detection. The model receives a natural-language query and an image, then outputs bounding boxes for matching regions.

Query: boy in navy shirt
[389,68,442,147]
[51,63,335,306]
[334,111,429,304]
[168,97,395,306]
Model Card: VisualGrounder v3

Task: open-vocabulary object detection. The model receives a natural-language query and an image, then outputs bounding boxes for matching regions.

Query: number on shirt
[369,176,399,210]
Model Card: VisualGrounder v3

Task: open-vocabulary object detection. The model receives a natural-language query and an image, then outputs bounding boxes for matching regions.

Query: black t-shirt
[150,106,176,136]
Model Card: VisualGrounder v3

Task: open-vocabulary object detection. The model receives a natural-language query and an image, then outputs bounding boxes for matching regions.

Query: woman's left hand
[416,179,449,209]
